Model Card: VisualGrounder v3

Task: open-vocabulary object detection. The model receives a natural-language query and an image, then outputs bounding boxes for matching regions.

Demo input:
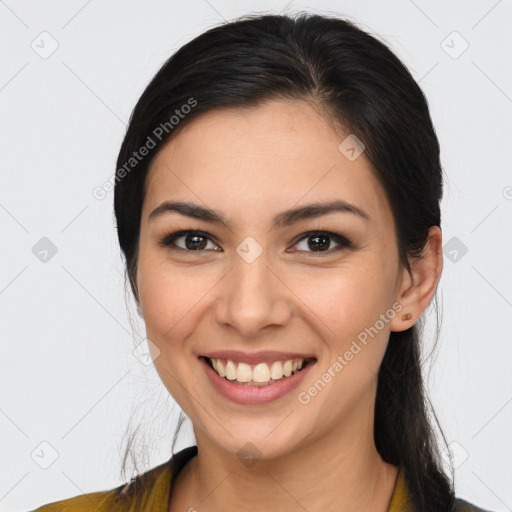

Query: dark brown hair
[114,12,454,511]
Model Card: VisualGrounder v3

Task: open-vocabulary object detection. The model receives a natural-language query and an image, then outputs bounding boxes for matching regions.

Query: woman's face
[136,99,408,460]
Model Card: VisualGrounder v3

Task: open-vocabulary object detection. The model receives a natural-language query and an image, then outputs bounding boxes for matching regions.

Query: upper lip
[200,350,317,365]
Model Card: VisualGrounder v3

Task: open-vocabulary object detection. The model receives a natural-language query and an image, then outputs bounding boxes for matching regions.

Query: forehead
[143,99,392,229]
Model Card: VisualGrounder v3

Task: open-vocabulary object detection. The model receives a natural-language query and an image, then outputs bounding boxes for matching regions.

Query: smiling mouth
[200,356,317,387]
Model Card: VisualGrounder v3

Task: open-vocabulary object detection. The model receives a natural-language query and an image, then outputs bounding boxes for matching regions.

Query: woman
[33,12,493,512]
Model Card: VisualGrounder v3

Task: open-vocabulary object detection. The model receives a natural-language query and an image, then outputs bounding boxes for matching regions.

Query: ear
[390,226,443,332]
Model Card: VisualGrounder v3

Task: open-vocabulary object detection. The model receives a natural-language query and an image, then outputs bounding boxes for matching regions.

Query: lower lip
[199,357,315,405]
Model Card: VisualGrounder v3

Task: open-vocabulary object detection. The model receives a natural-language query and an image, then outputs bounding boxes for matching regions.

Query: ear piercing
[402,313,412,322]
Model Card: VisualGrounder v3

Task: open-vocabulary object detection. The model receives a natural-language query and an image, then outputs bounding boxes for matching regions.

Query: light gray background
[1,1,511,511]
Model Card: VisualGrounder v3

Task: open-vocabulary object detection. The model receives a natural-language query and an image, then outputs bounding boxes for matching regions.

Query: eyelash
[158,229,354,255]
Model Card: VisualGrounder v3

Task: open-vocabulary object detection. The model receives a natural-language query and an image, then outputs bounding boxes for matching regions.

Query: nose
[213,249,293,338]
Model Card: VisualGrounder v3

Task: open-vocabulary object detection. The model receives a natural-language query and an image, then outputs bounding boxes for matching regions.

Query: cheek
[137,257,219,344]
[292,261,392,344]
[136,260,218,402]
[293,261,397,408]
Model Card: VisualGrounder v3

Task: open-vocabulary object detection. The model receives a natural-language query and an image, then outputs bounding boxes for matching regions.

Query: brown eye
[159,230,220,252]
[307,234,330,251]
[292,231,353,254]
[183,234,208,250]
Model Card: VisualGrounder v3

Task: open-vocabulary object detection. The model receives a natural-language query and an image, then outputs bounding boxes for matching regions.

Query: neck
[170,412,399,512]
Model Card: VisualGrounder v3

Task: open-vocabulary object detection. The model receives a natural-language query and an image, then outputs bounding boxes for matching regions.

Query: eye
[159,229,353,254]
[159,230,221,252]
[290,231,353,254]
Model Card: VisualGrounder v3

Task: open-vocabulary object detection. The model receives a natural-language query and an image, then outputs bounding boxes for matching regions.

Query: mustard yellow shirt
[31,446,492,511]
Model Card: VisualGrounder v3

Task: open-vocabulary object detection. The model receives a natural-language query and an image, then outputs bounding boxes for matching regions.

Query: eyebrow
[148,199,371,228]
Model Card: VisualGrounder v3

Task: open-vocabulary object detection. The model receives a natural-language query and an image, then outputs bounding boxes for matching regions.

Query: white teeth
[253,363,270,383]
[236,363,252,383]
[217,359,226,377]
[225,360,237,380]
[208,357,310,385]
[283,360,293,377]
[270,361,283,380]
